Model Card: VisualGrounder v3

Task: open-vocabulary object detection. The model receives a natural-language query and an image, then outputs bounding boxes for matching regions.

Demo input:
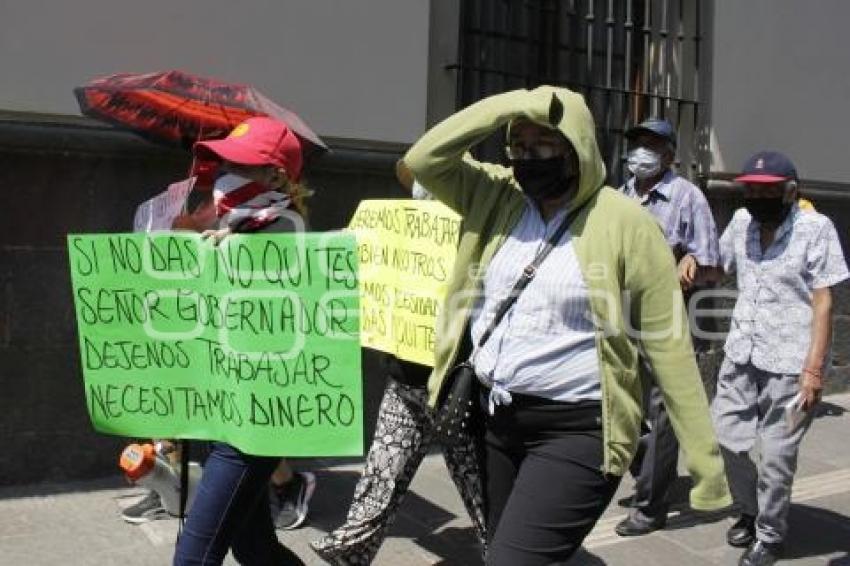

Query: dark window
[450,0,709,185]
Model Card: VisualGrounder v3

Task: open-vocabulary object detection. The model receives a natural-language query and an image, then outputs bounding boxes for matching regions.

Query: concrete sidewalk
[2,394,849,566]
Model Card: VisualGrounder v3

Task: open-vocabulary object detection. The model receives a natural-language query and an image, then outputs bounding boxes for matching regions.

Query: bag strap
[475,203,584,350]
[178,440,190,534]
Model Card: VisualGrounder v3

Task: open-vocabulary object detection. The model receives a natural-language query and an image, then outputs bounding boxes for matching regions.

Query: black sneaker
[615,508,667,537]
[270,471,316,530]
[727,514,756,548]
[121,490,171,524]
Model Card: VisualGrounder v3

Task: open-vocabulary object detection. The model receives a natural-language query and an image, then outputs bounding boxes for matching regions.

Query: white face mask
[627,147,662,180]
[213,173,255,196]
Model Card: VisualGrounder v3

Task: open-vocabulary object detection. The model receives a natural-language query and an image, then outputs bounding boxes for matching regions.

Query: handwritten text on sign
[348,200,461,366]
[67,232,362,457]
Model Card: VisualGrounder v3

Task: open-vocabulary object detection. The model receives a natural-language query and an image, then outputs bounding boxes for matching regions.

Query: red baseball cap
[194,117,303,181]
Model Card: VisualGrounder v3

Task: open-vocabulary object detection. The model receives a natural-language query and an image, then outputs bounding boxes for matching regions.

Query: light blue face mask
[627,147,662,179]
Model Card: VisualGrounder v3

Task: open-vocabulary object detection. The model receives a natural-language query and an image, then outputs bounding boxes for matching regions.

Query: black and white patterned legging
[311,378,487,564]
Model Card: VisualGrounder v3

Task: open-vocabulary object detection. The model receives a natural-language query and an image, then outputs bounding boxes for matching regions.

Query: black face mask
[744,197,792,226]
[511,156,576,201]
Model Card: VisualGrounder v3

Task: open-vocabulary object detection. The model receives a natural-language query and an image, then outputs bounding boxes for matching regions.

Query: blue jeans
[173,442,304,566]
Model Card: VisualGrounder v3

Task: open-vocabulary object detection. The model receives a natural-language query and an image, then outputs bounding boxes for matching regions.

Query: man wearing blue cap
[712,151,848,565]
[615,118,721,536]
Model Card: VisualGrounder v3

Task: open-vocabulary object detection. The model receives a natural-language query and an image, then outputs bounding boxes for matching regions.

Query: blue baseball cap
[735,151,798,184]
[625,118,677,148]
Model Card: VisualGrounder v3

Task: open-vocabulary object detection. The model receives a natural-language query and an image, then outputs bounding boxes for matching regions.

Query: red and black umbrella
[74,69,328,154]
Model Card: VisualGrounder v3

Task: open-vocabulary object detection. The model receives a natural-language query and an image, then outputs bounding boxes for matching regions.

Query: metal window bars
[447,0,709,185]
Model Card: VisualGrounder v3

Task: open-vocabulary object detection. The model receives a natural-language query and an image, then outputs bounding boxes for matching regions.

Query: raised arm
[402,88,561,216]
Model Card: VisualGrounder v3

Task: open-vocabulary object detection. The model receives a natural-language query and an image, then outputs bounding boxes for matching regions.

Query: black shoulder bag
[434,204,582,446]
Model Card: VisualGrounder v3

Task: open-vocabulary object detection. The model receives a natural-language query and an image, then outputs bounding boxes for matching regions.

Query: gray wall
[425,0,461,127]
[0,0,439,487]
[710,0,850,180]
[708,1,850,392]
[0,0,430,143]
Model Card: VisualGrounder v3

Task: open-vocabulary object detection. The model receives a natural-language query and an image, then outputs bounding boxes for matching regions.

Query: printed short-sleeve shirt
[719,205,849,374]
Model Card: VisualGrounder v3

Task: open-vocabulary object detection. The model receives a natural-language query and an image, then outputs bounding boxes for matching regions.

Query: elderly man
[712,151,848,566]
[616,118,721,536]
[402,86,730,565]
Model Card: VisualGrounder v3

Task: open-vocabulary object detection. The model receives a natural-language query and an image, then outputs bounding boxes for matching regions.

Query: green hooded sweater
[403,86,730,511]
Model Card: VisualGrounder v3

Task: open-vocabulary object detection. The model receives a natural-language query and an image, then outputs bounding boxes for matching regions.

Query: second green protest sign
[67,231,362,457]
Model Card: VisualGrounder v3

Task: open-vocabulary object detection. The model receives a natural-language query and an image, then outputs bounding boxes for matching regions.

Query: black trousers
[480,390,621,566]
[628,383,679,516]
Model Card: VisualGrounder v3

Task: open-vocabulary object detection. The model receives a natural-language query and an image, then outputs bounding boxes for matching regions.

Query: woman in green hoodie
[402,86,730,565]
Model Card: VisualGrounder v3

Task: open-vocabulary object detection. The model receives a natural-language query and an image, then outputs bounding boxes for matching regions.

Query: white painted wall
[710,1,850,181]
[0,0,430,143]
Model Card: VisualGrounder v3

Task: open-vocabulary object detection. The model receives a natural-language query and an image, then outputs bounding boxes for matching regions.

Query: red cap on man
[194,117,303,181]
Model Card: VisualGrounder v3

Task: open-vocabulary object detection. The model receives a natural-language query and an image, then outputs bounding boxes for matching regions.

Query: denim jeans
[173,442,304,566]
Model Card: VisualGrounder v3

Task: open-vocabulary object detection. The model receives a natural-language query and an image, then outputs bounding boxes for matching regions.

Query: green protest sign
[67,232,362,457]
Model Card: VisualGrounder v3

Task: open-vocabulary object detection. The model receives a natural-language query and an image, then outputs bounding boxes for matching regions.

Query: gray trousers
[711,359,812,544]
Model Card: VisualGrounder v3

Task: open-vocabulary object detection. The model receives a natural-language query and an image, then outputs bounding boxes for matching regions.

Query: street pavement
[1,394,849,565]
